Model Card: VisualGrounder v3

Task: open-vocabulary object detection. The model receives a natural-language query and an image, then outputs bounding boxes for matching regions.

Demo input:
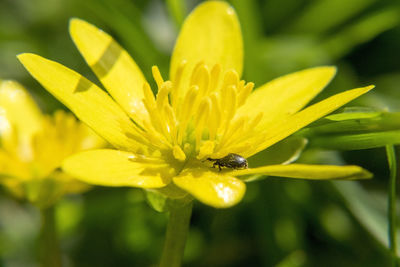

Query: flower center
[141,61,262,162]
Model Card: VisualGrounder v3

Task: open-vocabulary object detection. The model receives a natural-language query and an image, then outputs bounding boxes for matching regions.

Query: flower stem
[386,145,398,266]
[160,201,193,267]
[39,206,62,267]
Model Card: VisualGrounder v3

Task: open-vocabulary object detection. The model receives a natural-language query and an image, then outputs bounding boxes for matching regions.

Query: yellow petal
[0,80,42,141]
[173,168,246,208]
[62,149,171,188]
[18,53,148,152]
[247,85,374,157]
[69,19,149,125]
[0,149,30,179]
[78,124,107,151]
[240,66,336,130]
[170,1,243,94]
[231,164,372,180]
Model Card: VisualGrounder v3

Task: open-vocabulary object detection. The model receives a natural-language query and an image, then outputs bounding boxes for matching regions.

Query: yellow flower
[17,1,373,208]
[0,80,104,208]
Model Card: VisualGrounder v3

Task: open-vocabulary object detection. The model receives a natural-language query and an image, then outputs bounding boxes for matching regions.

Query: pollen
[140,62,262,161]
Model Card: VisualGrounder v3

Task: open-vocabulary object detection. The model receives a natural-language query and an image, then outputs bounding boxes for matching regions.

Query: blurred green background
[1,0,400,266]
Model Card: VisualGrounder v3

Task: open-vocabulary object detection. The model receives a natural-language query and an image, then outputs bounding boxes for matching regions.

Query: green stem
[386,145,398,266]
[39,206,62,267]
[160,201,193,267]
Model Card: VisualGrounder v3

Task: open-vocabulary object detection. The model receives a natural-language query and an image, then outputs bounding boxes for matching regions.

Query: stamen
[192,65,210,96]
[156,81,172,110]
[173,145,186,161]
[190,61,205,85]
[171,60,187,109]
[194,97,211,148]
[208,93,221,141]
[238,80,245,92]
[223,70,239,87]
[197,140,215,159]
[218,116,247,148]
[179,85,199,123]
[195,97,211,125]
[143,94,172,145]
[177,85,200,145]
[128,154,166,163]
[140,63,258,162]
[164,104,177,143]
[219,85,237,135]
[225,85,237,119]
[183,143,192,155]
[237,82,254,107]
[141,120,171,149]
[209,64,222,92]
[142,82,156,110]
[223,112,263,152]
[151,66,164,89]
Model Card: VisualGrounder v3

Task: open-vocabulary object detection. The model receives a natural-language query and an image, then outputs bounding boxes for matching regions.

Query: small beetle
[206,153,248,171]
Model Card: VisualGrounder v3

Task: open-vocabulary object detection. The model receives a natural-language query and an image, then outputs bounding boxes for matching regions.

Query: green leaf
[325,107,382,121]
[301,111,400,150]
[386,145,398,260]
[286,0,378,34]
[333,181,400,255]
[323,8,400,60]
[309,130,400,150]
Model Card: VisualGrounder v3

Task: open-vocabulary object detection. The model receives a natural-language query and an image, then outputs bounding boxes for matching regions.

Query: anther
[152,66,164,89]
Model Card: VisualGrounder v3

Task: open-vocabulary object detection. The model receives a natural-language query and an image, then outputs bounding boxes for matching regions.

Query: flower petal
[240,66,336,130]
[69,19,149,125]
[0,149,29,179]
[170,1,243,92]
[18,53,149,152]
[62,149,171,188]
[173,168,246,208]
[246,85,374,157]
[0,80,42,140]
[231,164,372,180]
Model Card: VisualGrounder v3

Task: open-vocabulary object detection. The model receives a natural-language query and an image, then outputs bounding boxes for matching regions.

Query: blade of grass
[286,0,377,34]
[323,8,400,60]
[333,181,392,250]
[386,145,398,266]
[308,130,400,150]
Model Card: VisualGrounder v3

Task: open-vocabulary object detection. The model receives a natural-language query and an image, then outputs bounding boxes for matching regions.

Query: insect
[206,153,248,171]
